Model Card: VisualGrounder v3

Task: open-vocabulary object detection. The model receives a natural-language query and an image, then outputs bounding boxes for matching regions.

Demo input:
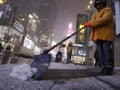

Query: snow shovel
[31,26,85,80]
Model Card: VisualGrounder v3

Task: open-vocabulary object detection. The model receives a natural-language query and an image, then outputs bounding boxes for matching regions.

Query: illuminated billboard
[0,2,17,25]
[75,14,87,44]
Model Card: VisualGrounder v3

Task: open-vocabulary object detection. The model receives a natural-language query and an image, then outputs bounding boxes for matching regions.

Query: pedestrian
[55,44,62,62]
[66,41,73,63]
[55,50,62,62]
[84,0,114,75]
[0,43,3,53]
[59,43,67,63]
[1,45,12,64]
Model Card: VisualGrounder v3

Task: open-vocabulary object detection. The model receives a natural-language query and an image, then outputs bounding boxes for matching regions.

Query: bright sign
[79,25,85,33]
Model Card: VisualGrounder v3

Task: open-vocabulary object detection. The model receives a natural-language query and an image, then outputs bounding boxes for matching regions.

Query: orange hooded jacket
[89,7,114,42]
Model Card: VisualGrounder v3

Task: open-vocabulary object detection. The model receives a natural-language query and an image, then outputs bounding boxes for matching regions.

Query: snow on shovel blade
[31,53,52,80]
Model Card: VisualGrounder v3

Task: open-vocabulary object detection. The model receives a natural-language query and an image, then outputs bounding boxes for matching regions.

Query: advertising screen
[23,37,34,49]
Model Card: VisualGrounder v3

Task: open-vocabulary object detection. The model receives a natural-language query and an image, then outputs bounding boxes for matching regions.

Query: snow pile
[9,63,37,81]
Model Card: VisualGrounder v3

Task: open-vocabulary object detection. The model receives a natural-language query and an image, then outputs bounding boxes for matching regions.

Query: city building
[0,0,120,65]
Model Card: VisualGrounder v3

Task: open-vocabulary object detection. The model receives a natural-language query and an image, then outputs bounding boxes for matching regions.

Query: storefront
[0,24,24,51]
[114,0,120,66]
[0,1,18,50]
[17,34,34,57]
[22,13,41,56]
[72,43,86,64]
[115,0,120,35]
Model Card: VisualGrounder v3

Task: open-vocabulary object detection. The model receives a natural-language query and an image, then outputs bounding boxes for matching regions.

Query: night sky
[49,0,90,43]
[14,0,90,43]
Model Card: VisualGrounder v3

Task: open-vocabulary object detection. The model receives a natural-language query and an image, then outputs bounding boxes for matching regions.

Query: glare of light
[52,41,56,46]
[66,34,70,37]
[29,14,33,19]
[68,22,72,29]
[33,13,39,18]
[21,18,25,21]
[89,0,93,4]
[87,5,91,9]
[73,43,83,47]
[32,19,36,23]
[0,0,4,4]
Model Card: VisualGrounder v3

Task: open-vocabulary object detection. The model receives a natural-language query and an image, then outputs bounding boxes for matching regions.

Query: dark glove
[84,22,91,27]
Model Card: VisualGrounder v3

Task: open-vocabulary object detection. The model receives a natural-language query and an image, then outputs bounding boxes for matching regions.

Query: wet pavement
[0,62,120,90]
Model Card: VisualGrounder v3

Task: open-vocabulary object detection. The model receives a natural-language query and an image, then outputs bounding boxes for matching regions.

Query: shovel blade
[31,53,52,79]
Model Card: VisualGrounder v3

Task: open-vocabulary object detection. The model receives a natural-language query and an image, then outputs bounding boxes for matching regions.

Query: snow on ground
[49,62,88,69]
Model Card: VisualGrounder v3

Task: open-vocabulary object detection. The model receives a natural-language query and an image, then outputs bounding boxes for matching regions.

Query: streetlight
[0,0,4,4]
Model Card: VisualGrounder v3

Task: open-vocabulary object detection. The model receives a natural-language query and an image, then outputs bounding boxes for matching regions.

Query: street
[0,61,120,90]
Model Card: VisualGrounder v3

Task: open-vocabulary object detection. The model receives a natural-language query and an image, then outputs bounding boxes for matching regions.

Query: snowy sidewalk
[49,62,87,69]
[0,63,120,90]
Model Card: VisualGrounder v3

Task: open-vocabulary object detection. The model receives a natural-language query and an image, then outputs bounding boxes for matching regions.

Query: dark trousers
[96,40,114,70]
[94,49,101,67]
[67,54,72,63]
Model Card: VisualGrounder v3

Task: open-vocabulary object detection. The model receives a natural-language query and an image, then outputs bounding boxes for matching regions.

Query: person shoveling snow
[9,25,86,81]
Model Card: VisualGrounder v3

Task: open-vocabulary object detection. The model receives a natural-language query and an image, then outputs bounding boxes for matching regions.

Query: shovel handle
[47,26,85,52]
